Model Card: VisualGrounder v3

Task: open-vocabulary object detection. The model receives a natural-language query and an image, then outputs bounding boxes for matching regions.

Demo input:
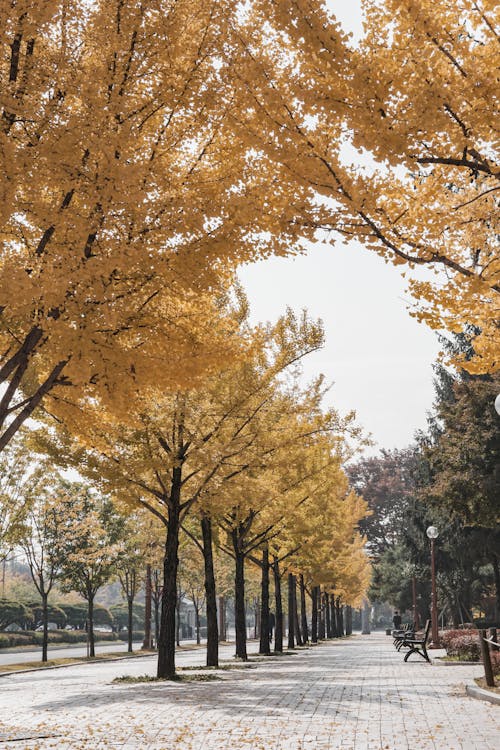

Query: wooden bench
[400,619,431,662]
[393,623,414,650]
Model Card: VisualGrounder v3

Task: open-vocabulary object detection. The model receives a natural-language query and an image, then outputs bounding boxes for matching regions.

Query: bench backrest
[422,619,431,643]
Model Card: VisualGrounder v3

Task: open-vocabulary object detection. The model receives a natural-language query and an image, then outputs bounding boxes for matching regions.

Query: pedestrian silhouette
[269,611,276,642]
[392,610,402,630]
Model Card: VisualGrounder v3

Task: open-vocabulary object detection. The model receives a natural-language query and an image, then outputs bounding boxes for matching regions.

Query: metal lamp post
[426,525,439,647]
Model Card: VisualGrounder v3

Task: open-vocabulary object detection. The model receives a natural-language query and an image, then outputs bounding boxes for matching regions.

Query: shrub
[441,629,481,661]
[0,600,33,630]
[28,604,67,630]
[117,630,145,642]
[0,633,14,647]
[491,651,500,674]
[0,631,33,648]
[58,603,88,630]
[0,629,121,648]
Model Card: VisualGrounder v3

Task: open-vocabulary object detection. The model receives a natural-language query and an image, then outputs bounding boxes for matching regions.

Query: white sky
[238,0,441,455]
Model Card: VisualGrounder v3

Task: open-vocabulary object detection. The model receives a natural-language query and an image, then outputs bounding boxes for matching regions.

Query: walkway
[0,633,498,749]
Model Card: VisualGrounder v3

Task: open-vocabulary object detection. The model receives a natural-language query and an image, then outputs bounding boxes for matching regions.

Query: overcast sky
[238,0,441,456]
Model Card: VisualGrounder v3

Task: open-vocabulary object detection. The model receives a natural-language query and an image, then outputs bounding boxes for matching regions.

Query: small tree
[19,478,62,661]
[178,540,206,645]
[116,526,145,653]
[53,484,123,657]
[0,438,33,562]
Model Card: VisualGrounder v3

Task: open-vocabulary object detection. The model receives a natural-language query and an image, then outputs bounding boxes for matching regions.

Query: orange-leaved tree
[232,0,499,371]
[0,0,315,452]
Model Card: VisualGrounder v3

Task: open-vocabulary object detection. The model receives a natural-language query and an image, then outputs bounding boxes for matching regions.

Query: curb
[466,684,500,705]
[431,658,481,666]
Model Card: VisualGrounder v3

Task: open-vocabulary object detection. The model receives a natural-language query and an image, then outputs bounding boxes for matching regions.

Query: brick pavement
[0,633,498,749]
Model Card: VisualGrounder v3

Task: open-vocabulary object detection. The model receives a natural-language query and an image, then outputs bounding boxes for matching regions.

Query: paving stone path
[0,633,498,749]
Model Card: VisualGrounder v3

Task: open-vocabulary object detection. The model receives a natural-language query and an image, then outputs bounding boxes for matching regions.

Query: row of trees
[0,0,497,462]
[350,333,499,627]
[1,303,371,673]
[1,475,145,659]
[0,0,497,676]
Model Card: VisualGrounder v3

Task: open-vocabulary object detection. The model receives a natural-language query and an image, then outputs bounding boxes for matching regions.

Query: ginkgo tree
[49,482,125,657]
[232,0,499,372]
[17,469,63,662]
[0,0,317,454]
[283,453,371,645]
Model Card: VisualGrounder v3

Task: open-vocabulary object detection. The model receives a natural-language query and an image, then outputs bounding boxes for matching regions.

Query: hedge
[0,629,147,649]
[0,630,121,649]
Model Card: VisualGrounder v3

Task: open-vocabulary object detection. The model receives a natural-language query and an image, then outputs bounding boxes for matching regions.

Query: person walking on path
[268,611,276,643]
[392,610,402,630]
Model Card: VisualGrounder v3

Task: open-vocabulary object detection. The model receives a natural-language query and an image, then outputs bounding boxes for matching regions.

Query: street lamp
[495,394,500,416]
[426,525,440,647]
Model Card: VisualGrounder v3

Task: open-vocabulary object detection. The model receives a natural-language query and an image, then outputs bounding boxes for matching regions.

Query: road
[0,639,150,666]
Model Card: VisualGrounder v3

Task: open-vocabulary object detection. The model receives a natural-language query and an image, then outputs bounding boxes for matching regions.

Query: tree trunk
[321,601,326,639]
[493,554,500,621]
[361,598,371,634]
[88,593,95,658]
[157,475,181,678]
[127,596,134,653]
[259,546,271,655]
[311,585,318,643]
[318,589,325,639]
[287,572,295,649]
[273,557,283,653]
[345,605,352,636]
[142,563,152,650]
[201,514,218,666]
[41,592,48,662]
[336,598,344,636]
[325,592,332,638]
[232,529,247,660]
[152,568,161,648]
[254,597,260,639]
[330,594,338,637]
[154,596,160,648]
[195,603,200,644]
[176,590,181,647]
[293,576,303,646]
[218,595,226,643]
[299,574,308,644]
